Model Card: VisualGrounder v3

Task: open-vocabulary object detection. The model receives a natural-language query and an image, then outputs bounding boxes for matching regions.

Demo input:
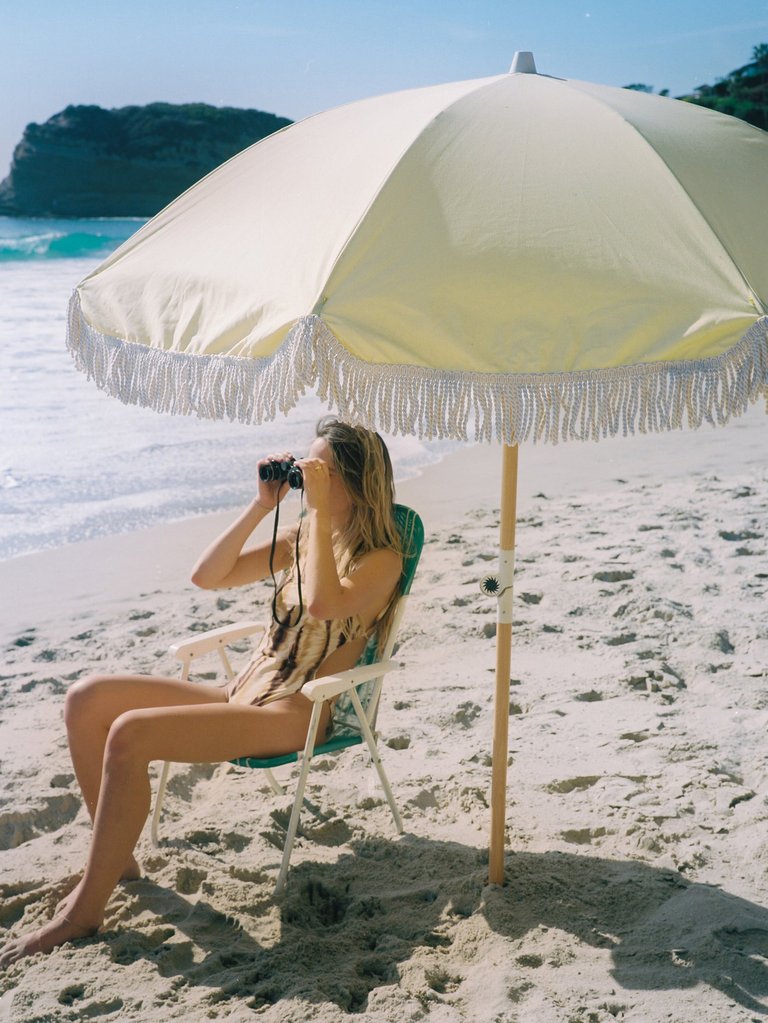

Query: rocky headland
[0,102,292,217]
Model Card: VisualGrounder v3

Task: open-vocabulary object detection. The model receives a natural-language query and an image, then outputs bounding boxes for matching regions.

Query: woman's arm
[191,500,294,590]
[305,527,401,623]
[191,455,295,590]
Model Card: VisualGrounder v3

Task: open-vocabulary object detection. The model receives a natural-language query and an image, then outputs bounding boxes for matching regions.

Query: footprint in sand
[0,876,79,926]
[560,826,609,845]
[0,794,80,851]
[0,880,46,925]
[603,632,638,646]
[450,702,482,728]
[620,730,651,743]
[60,992,126,1019]
[301,819,354,847]
[57,984,86,1006]
[50,773,75,788]
[175,866,208,894]
[626,674,650,692]
[409,787,440,810]
[547,776,601,794]
[282,878,351,927]
[10,630,36,648]
[719,529,762,542]
[177,827,249,854]
[574,690,604,702]
[64,994,124,1016]
[385,734,411,750]
[425,967,463,994]
[32,648,58,662]
[593,569,635,583]
[712,630,735,654]
[516,953,545,968]
[20,676,66,694]
[165,762,217,800]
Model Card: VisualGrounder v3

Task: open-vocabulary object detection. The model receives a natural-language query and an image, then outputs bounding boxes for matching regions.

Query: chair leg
[349,689,403,834]
[273,702,324,896]
[151,760,171,846]
[263,768,285,796]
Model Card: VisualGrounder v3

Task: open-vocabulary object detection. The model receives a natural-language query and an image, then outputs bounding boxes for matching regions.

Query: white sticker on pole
[479,550,516,624]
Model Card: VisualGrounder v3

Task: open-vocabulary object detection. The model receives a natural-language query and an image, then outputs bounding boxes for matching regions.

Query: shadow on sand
[83,835,768,1016]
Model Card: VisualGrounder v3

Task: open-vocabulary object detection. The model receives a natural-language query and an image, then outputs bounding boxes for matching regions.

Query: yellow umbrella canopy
[69,58,768,443]
[67,55,768,885]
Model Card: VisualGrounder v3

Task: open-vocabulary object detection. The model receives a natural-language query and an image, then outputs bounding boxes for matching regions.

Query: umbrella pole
[489,443,519,885]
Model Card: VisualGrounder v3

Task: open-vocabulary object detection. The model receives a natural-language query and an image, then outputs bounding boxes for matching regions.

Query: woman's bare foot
[0,913,99,969]
[119,856,142,883]
[54,856,141,917]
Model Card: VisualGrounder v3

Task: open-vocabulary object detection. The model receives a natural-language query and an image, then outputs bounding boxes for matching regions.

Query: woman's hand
[255,452,294,510]
[295,457,331,516]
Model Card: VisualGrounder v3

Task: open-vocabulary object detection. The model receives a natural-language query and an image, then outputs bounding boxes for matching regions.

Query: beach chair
[150,504,424,894]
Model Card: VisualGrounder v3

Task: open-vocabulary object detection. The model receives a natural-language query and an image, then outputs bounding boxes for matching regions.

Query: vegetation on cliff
[683,43,768,130]
[0,102,292,217]
[626,43,768,131]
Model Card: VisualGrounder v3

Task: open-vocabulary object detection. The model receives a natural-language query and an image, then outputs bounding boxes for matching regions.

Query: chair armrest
[169,620,265,663]
[302,660,398,703]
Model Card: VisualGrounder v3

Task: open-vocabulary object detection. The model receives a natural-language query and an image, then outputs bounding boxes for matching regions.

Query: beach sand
[1,405,767,1022]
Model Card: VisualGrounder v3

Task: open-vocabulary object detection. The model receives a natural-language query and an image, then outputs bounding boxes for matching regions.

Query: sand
[1,405,767,1022]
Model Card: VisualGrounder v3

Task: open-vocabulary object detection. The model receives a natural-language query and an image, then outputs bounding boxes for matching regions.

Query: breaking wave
[0,216,143,261]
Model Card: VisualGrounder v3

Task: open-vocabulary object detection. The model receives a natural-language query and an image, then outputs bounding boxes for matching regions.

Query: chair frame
[150,505,422,894]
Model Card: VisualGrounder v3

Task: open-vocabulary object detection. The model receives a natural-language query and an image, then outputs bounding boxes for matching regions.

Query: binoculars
[258,457,304,490]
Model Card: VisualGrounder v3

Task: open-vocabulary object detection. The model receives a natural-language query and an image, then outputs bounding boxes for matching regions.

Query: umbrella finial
[509,51,537,74]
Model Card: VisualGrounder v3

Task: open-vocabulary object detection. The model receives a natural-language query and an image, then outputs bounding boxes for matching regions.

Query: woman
[0,417,402,966]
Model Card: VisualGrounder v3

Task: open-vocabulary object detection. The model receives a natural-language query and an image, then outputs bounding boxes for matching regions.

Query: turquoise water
[0,216,143,261]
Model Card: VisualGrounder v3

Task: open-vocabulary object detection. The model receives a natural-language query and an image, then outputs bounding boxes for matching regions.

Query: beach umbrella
[66,52,768,885]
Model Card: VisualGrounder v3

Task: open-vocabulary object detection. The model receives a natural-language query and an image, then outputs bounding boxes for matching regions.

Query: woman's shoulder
[350,545,402,577]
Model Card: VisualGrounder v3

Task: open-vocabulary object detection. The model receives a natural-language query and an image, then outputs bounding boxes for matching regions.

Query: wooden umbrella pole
[489,443,519,885]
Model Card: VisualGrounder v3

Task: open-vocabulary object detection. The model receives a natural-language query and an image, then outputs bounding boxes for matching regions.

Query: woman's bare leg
[62,672,228,884]
[0,694,328,967]
[64,673,228,823]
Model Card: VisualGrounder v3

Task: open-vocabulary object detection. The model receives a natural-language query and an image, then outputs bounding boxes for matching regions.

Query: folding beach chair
[150,504,424,894]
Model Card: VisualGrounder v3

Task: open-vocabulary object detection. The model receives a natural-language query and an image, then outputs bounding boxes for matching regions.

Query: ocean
[0,216,454,561]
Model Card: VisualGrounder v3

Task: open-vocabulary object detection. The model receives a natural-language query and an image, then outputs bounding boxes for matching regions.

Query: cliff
[0,102,293,217]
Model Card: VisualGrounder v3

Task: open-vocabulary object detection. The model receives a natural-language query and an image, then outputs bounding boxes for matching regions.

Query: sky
[2,0,768,179]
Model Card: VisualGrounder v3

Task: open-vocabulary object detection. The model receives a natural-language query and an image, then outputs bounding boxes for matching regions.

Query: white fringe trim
[67,292,768,445]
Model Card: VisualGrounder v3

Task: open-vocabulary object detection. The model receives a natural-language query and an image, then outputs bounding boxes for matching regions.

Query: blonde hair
[307,416,402,644]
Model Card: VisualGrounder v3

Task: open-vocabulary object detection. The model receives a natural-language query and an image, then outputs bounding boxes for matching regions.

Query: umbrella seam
[308,75,508,316]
